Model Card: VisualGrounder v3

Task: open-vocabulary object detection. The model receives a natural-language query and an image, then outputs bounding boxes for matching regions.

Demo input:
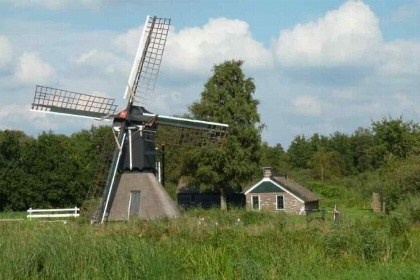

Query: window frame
[276,194,285,210]
[251,195,260,211]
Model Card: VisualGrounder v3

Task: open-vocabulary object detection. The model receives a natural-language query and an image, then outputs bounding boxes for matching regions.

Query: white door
[129,191,141,219]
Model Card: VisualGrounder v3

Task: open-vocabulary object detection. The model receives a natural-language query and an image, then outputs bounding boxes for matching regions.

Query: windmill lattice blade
[156,125,228,148]
[144,114,228,148]
[31,85,117,119]
[130,16,170,107]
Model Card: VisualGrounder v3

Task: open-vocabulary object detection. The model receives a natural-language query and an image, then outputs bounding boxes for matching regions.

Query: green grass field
[0,208,419,279]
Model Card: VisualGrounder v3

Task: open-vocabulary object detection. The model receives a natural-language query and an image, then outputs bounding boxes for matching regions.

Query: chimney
[262,167,272,178]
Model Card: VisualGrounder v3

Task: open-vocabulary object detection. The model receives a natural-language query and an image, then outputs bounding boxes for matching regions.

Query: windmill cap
[117,110,128,119]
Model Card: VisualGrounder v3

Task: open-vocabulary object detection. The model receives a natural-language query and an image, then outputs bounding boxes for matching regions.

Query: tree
[351,127,375,172]
[371,117,420,161]
[328,131,355,175]
[0,130,31,210]
[309,133,329,151]
[287,135,313,169]
[185,60,263,209]
[380,155,420,211]
[260,142,289,173]
[308,147,343,181]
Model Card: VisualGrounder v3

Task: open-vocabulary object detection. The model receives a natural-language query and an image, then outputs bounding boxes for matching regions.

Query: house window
[276,195,284,210]
[252,195,260,210]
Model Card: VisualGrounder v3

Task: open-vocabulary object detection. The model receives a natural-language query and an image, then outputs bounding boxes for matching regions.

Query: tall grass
[0,208,419,279]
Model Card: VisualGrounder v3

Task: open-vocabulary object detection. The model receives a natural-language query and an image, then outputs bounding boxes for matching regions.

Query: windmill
[30,16,229,223]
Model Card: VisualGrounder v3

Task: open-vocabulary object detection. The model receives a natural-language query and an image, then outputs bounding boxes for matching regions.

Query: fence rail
[27,207,80,219]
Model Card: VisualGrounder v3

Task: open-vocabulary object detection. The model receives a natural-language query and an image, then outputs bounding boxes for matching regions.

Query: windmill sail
[124,16,171,107]
[31,85,117,120]
[141,113,229,147]
[29,15,229,223]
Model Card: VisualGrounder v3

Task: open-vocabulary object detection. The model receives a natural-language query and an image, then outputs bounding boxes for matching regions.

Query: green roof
[243,176,321,202]
[249,181,284,193]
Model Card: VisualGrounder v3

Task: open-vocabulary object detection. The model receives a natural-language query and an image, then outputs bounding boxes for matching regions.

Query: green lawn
[0,208,419,279]
[0,211,27,219]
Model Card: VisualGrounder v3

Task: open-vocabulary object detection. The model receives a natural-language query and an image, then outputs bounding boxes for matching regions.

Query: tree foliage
[260,142,289,173]
[287,135,313,169]
[308,147,343,181]
[0,127,113,211]
[184,60,263,206]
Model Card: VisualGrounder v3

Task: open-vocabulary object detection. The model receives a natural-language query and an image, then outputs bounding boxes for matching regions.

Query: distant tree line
[262,118,420,181]
[0,127,113,211]
[1,60,420,211]
[2,116,419,211]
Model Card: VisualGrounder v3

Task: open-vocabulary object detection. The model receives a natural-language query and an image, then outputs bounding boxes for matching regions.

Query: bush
[405,196,420,223]
[386,211,411,236]
[360,229,388,262]
[395,196,420,224]
[323,228,353,257]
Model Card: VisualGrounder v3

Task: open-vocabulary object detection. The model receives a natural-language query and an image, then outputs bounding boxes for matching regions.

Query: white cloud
[75,49,128,75]
[378,40,420,76]
[275,1,381,66]
[273,0,420,78]
[392,5,418,22]
[394,93,409,107]
[0,35,12,70]
[331,88,356,100]
[292,95,322,116]
[115,18,273,75]
[166,18,273,73]
[15,52,55,84]
[114,26,142,55]
[0,105,55,130]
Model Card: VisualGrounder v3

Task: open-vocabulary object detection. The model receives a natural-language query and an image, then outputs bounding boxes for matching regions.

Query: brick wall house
[243,168,320,214]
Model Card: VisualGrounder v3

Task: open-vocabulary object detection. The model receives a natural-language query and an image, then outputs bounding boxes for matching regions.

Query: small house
[243,168,320,214]
[177,178,220,209]
[177,177,244,209]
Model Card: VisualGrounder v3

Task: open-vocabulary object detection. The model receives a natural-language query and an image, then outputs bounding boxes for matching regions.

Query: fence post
[333,205,341,225]
[28,207,32,220]
[306,210,311,227]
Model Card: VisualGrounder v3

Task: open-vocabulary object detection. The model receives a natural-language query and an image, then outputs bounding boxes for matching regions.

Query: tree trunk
[220,188,227,211]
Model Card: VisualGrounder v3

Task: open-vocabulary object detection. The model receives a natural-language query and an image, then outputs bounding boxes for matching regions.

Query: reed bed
[0,208,419,279]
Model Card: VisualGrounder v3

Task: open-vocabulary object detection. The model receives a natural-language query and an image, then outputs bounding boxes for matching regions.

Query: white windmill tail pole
[158,161,161,183]
[129,129,133,171]
[124,15,150,100]
[101,133,127,223]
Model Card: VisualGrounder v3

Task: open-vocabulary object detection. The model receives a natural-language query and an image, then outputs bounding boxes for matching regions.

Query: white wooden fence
[27,207,80,219]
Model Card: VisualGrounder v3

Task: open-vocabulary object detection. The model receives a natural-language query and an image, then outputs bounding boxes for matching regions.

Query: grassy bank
[0,209,419,279]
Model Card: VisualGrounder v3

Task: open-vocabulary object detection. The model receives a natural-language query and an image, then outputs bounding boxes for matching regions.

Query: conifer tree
[186,60,262,209]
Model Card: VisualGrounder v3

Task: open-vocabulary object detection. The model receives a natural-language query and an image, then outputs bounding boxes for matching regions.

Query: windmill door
[129,191,141,218]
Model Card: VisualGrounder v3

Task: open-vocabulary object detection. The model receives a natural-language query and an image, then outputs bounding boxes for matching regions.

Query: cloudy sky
[0,0,419,147]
